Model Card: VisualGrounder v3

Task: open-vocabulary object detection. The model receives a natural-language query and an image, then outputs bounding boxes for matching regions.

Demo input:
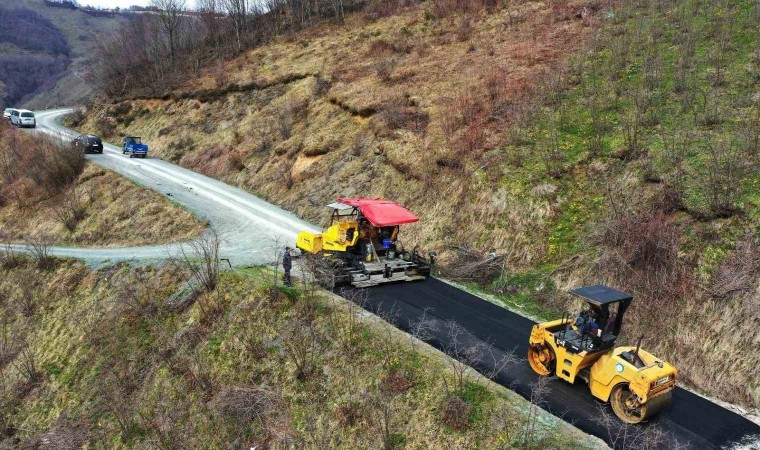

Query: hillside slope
[78,0,759,409]
[0,0,123,109]
[0,260,603,448]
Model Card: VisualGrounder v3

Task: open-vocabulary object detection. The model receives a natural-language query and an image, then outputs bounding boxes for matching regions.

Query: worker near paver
[283,246,293,286]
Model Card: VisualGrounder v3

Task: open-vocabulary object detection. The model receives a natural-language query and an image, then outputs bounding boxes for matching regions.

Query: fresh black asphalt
[350,278,760,449]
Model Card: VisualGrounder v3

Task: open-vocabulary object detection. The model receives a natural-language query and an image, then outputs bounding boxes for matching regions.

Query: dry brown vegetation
[0,122,206,247]
[81,0,602,252]
[0,259,602,449]
[79,0,759,410]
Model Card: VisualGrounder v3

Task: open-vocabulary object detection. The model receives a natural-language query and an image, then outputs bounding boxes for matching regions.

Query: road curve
[17,109,760,448]
[14,109,319,265]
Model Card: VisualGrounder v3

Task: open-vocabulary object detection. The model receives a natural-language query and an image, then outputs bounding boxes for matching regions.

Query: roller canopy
[338,197,420,227]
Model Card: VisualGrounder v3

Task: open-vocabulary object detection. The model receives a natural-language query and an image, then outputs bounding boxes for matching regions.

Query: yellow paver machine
[296,198,435,288]
[528,285,677,423]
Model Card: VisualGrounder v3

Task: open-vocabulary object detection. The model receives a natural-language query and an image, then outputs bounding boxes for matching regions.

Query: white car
[3,108,15,120]
[10,109,36,128]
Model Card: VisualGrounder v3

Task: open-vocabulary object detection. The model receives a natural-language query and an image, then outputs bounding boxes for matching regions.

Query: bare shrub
[331,287,369,353]
[594,403,686,450]
[382,368,414,395]
[442,245,505,285]
[374,57,397,82]
[600,209,679,274]
[53,184,90,232]
[522,375,550,448]
[0,244,24,270]
[377,100,430,135]
[367,384,402,450]
[27,235,55,271]
[429,0,482,19]
[280,319,323,380]
[213,385,284,424]
[175,230,222,292]
[440,321,482,394]
[540,114,565,178]
[702,140,744,218]
[116,269,162,321]
[13,339,42,386]
[440,395,471,431]
[334,400,363,427]
[12,272,40,318]
[171,352,213,398]
[0,313,19,369]
[710,234,759,300]
[21,414,89,450]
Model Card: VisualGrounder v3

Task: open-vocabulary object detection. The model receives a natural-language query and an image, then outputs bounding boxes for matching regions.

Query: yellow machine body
[297,218,360,255]
[527,286,677,424]
[295,199,433,288]
[529,321,677,401]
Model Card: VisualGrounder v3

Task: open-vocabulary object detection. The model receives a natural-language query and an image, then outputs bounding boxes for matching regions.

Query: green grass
[0,260,603,448]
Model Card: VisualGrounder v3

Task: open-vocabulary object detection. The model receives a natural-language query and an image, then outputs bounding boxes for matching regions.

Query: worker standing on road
[282,246,293,287]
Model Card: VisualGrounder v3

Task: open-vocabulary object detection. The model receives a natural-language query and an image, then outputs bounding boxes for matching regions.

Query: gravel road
[9,108,319,265]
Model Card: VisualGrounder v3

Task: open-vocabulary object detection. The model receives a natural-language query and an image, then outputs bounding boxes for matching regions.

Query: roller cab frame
[528,285,677,424]
[296,198,435,288]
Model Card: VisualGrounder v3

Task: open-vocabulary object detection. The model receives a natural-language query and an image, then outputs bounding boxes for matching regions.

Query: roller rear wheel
[528,344,555,376]
[610,384,660,424]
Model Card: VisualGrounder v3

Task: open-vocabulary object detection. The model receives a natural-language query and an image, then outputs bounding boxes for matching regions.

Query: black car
[73,134,103,153]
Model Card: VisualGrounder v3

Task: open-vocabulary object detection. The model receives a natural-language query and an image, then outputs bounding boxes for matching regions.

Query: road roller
[528,285,677,423]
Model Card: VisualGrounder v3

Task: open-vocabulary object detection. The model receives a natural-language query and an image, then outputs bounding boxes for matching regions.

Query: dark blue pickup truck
[122,136,148,158]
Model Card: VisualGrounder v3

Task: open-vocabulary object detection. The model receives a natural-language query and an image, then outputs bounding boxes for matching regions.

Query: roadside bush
[212,385,282,424]
[0,122,84,207]
[439,395,471,431]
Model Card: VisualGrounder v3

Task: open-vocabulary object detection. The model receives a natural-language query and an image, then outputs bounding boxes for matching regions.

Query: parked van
[3,108,16,120]
[10,109,36,128]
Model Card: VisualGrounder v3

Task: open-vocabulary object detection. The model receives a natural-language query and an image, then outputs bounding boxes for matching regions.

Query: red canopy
[338,198,420,227]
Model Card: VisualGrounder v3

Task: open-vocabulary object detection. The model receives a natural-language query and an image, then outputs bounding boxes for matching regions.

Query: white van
[10,109,36,128]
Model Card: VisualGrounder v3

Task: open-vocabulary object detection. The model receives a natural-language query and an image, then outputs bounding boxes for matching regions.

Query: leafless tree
[197,0,222,56]
[220,0,250,51]
[151,0,187,63]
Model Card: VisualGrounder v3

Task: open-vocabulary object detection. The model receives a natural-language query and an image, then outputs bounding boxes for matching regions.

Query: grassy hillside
[0,0,124,109]
[0,163,206,247]
[0,259,603,448]
[77,0,759,409]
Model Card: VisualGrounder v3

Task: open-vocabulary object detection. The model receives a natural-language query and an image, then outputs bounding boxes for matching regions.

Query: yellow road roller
[528,285,677,423]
